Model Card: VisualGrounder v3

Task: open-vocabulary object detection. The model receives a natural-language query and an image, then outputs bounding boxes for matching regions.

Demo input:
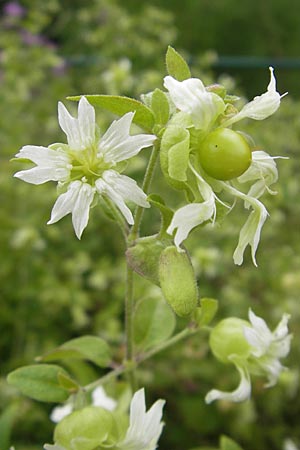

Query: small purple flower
[3,2,25,18]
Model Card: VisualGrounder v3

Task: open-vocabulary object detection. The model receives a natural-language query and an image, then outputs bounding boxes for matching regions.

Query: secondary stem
[124,139,160,392]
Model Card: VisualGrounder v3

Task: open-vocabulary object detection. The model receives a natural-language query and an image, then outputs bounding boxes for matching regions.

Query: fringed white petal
[58,97,96,150]
[48,181,95,239]
[92,386,117,411]
[96,170,149,225]
[118,388,165,450]
[14,146,71,184]
[205,361,251,404]
[224,67,286,126]
[164,75,225,130]
[99,112,156,163]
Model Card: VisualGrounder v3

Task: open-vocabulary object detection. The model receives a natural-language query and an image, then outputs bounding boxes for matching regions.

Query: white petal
[58,97,96,150]
[118,388,165,450]
[58,102,83,150]
[48,181,81,224]
[92,386,117,411]
[167,201,215,250]
[233,204,268,266]
[50,404,73,423]
[71,182,95,239]
[14,145,71,184]
[14,166,69,185]
[224,67,286,126]
[205,362,251,404]
[273,313,290,340]
[78,97,96,148]
[164,75,225,130]
[220,183,268,266]
[96,170,149,225]
[99,112,156,163]
[237,151,279,201]
[48,181,95,238]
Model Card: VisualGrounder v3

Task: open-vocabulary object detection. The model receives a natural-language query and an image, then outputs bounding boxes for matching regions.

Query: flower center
[68,145,111,185]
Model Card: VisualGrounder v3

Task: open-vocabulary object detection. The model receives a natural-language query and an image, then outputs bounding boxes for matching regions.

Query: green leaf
[220,436,244,450]
[38,335,112,368]
[133,295,176,350]
[159,246,199,317]
[193,298,219,327]
[166,46,191,81]
[160,125,191,183]
[68,95,155,131]
[55,406,114,450]
[126,235,171,285]
[7,364,70,403]
[151,88,170,125]
[148,194,173,236]
[0,403,19,450]
[58,372,80,392]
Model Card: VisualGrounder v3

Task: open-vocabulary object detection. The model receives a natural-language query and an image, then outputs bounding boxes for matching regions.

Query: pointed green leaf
[133,295,176,350]
[166,46,191,81]
[220,436,244,450]
[159,246,199,317]
[38,335,112,368]
[193,298,219,327]
[148,194,173,236]
[68,95,155,131]
[161,125,191,182]
[7,364,70,403]
[151,88,170,125]
[58,372,80,392]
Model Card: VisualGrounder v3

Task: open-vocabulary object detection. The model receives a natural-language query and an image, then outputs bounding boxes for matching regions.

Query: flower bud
[209,318,252,364]
[159,246,198,317]
[54,406,113,450]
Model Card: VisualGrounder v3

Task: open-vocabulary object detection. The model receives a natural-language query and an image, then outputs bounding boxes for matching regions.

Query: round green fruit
[198,128,252,180]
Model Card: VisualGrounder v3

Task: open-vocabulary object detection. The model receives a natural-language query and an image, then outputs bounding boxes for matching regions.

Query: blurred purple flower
[3,1,25,17]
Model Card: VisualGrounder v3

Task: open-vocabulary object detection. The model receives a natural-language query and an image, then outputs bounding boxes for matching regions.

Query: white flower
[92,386,117,411]
[205,357,251,404]
[164,76,226,130]
[167,166,216,250]
[237,150,283,200]
[205,310,291,404]
[244,309,292,387]
[14,97,156,238]
[223,67,287,126]
[50,386,117,423]
[117,388,165,450]
[50,404,73,424]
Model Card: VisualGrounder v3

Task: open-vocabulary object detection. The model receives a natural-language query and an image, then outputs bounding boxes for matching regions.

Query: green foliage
[69,95,155,131]
[151,88,170,126]
[38,336,112,368]
[166,46,191,81]
[193,298,219,327]
[1,0,300,449]
[7,365,71,403]
[133,295,176,351]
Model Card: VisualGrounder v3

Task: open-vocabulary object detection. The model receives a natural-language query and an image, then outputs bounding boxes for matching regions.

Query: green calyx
[209,317,252,364]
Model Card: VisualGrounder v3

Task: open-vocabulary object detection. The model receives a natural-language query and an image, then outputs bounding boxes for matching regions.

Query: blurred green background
[1,0,299,449]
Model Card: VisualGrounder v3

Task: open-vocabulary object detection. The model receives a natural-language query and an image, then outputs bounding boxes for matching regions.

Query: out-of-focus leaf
[7,364,70,403]
[38,336,112,368]
[133,295,176,350]
[68,95,155,131]
[166,46,191,81]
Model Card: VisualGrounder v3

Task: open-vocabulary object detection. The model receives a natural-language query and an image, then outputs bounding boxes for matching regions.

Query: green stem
[103,197,129,240]
[123,139,160,391]
[128,139,160,243]
[85,325,205,392]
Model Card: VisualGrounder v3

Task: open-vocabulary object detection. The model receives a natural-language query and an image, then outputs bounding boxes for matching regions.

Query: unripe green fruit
[209,318,251,364]
[198,128,252,180]
[159,246,198,317]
